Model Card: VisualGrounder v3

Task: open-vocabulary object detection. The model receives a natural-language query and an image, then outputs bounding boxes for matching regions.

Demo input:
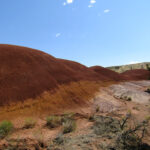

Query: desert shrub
[62,119,76,134]
[53,134,64,145]
[93,116,120,136]
[92,114,150,150]
[62,112,75,123]
[61,112,76,134]
[127,97,132,101]
[63,112,75,118]
[121,96,132,101]
[4,138,27,150]
[115,114,150,150]
[33,129,46,149]
[0,120,13,139]
[46,115,62,128]
[24,118,36,129]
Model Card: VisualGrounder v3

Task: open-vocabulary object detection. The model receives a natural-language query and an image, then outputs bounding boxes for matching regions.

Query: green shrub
[0,120,13,139]
[62,119,76,134]
[24,118,36,129]
[62,112,75,123]
[46,115,62,128]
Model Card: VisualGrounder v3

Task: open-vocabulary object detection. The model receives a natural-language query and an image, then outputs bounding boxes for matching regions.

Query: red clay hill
[0,44,149,105]
[0,44,118,105]
[90,66,150,81]
[89,66,123,81]
[121,69,150,80]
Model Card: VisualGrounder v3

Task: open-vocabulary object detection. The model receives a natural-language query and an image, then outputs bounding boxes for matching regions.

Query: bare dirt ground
[0,80,150,150]
[94,80,150,115]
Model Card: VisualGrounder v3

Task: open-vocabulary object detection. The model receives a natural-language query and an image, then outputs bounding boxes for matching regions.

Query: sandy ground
[0,80,150,149]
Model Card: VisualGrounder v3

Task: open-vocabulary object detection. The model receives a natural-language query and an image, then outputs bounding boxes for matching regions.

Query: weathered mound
[0,44,114,105]
[89,66,123,81]
[0,44,149,106]
[121,69,150,80]
[58,59,112,81]
[107,62,150,73]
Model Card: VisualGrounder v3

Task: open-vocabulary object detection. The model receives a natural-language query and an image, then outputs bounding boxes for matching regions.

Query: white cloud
[129,61,139,64]
[88,0,96,8]
[67,0,74,4]
[63,0,74,6]
[88,5,93,8]
[90,0,96,4]
[55,33,61,38]
[104,9,110,13]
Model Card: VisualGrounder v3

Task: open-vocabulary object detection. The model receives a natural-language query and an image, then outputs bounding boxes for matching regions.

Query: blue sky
[0,0,150,67]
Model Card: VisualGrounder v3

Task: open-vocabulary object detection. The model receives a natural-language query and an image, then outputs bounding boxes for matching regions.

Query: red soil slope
[121,69,150,80]
[0,44,149,106]
[89,66,124,81]
[0,44,117,105]
[90,66,150,81]
[58,59,112,81]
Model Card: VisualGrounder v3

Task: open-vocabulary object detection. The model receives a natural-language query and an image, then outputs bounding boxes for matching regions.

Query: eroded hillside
[0,80,150,150]
[107,62,150,73]
[0,44,150,150]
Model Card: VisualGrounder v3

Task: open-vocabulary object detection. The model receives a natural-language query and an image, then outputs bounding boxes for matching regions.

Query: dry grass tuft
[46,115,62,128]
[23,118,36,129]
[62,119,76,134]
